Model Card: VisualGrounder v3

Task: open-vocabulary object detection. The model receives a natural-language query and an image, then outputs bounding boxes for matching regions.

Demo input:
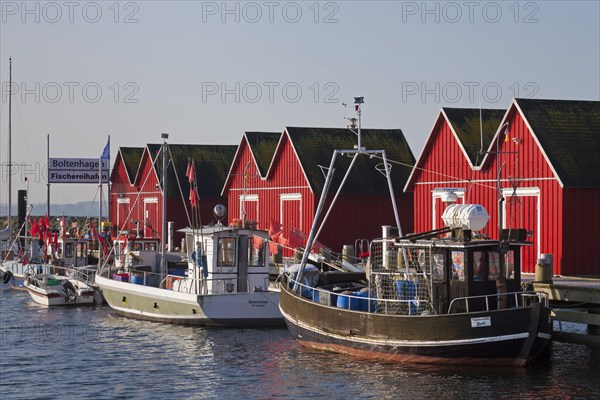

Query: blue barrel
[395,280,418,315]
[130,275,145,285]
[356,291,374,312]
[336,292,351,309]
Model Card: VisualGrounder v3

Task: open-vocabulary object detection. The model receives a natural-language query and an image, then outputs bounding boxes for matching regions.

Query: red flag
[268,241,279,255]
[60,217,67,238]
[186,159,196,184]
[189,188,198,208]
[252,235,264,250]
[29,217,38,237]
[268,219,283,240]
[44,214,50,230]
[277,235,289,247]
[288,228,306,249]
[53,231,58,246]
[186,158,191,179]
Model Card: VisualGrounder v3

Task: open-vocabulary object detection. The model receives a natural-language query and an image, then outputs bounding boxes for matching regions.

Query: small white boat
[95,135,282,327]
[24,274,96,306]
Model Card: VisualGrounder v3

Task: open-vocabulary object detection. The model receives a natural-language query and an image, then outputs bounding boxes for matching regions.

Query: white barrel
[442,204,490,231]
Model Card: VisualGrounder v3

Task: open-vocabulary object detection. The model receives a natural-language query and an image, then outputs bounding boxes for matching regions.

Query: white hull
[24,277,96,307]
[96,275,283,327]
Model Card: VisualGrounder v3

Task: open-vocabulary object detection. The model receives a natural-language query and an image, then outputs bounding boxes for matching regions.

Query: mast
[8,57,12,239]
[47,134,50,217]
[98,148,103,268]
[296,97,403,285]
[160,133,169,284]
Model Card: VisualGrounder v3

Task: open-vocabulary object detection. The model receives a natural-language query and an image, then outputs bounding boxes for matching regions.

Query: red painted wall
[408,105,600,275]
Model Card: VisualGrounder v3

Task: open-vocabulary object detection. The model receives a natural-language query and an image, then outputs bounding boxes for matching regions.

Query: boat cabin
[181,226,271,295]
[47,237,90,267]
[388,236,525,314]
[113,235,161,271]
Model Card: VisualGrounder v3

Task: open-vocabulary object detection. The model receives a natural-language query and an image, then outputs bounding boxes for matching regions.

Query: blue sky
[1,0,599,206]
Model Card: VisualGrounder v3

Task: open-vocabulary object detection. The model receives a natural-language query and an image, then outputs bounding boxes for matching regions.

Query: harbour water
[1,285,599,399]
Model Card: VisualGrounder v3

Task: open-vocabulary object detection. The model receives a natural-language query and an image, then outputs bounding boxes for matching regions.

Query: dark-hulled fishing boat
[279,97,552,366]
[280,228,552,366]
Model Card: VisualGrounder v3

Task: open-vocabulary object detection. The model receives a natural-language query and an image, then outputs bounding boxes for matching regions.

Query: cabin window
[451,251,465,281]
[489,251,500,280]
[144,243,157,252]
[432,252,445,281]
[473,251,488,281]
[504,250,515,279]
[217,237,236,267]
[248,237,264,267]
[64,243,74,258]
[77,243,86,258]
[132,243,142,251]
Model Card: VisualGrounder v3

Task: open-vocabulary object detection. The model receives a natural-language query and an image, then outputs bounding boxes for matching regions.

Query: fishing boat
[95,134,282,327]
[279,98,552,366]
[23,272,96,306]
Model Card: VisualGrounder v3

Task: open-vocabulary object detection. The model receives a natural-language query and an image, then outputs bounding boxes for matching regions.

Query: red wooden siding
[408,103,600,275]
[225,133,414,254]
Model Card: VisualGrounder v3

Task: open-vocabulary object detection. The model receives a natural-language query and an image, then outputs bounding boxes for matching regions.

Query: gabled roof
[442,108,505,166]
[513,98,600,188]
[244,131,281,177]
[404,107,504,192]
[147,144,238,197]
[284,127,415,194]
[119,147,144,184]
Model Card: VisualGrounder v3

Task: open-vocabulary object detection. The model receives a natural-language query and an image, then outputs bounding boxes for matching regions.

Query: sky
[0,0,599,208]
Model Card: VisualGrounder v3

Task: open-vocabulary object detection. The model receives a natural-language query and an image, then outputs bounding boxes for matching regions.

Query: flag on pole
[101,137,110,160]
[186,159,196,184]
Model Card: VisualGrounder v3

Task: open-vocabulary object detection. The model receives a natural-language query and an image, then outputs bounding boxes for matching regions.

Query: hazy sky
[1,0,599,208]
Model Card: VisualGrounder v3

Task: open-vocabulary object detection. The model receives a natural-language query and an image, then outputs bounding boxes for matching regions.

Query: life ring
[2,270,14,284]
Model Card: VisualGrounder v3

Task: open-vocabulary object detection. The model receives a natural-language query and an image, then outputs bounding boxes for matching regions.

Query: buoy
[3,270,14,284]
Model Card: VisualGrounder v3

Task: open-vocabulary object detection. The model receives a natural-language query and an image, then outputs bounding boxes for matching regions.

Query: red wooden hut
[222,128,415,254]
[110,143,237,247]
[405,99,600,275]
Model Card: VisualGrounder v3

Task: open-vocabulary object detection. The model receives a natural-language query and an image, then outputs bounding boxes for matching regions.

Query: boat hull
[280,285,552,366]
[24,281,95,307]
[96,275,283,327]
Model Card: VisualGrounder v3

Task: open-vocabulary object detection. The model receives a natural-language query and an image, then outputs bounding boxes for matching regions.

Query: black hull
[280,285,552,366]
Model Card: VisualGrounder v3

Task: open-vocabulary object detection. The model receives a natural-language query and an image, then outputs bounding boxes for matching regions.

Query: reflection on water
[1,286,599,399]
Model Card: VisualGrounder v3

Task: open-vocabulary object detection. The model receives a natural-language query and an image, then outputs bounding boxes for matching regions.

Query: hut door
[280,193,302,256]
[143,197,159,238]
[239,194,258,225]
[116,198,130,234]
[503,188,539,273]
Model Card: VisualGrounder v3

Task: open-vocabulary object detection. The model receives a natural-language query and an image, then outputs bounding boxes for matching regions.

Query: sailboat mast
[160,133,169,283]
[8,57,12,239]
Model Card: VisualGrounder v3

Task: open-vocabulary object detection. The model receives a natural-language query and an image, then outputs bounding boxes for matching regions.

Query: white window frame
[502,187,540,262]
[239,194,259,221]
[280,193,302,229]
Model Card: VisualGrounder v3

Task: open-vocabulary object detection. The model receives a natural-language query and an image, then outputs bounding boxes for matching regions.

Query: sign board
[48,158,109,184]
[470,316,492,328]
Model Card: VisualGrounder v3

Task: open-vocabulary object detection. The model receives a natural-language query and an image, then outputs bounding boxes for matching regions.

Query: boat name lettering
[248,300,268,307]
[471,317,492,328]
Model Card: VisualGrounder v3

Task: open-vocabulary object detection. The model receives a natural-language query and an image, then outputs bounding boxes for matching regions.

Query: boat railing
[447,291,549,314]
[27,264,96,286]
[287,275,435,315]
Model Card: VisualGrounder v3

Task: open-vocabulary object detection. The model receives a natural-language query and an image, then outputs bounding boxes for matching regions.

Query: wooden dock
[531,277,600,347]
